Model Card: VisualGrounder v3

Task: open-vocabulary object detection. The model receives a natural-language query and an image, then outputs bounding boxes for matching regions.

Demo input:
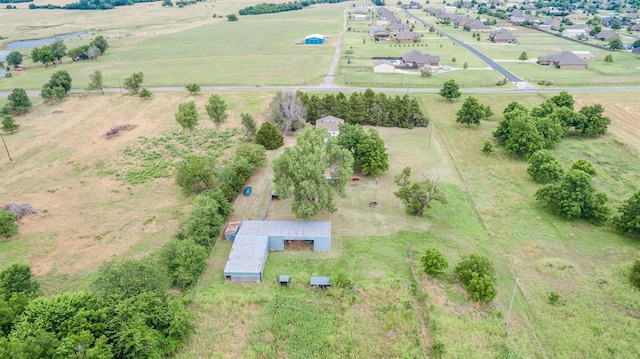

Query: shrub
[235,143,267,167]
[0,209,18,237]
[175,154,217,195]
[255,122,284,150]
[548,291,562,305]
[92,259,170,302]
[185,83,201,95]
[0,264,40,300]
[481,139,494,155]
[455,254,497,302]
[177,190,231,247]
[527,150,563,183]
[1,115,19,134]
[614,191,640,238]
[160,239,209,289]
[139,88,152,99]
[420,247,448,276]
[571,159,597,177]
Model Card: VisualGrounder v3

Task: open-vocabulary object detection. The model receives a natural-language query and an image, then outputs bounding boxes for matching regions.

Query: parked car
[243,186,252,196]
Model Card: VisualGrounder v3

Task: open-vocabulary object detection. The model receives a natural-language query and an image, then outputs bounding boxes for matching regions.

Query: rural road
[403,9,528,86]
[320,9,348,88]
[3,85,640,98]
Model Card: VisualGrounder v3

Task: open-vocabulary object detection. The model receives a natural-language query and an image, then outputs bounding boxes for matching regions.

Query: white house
[316,116,345,137]
[373,60,396,73]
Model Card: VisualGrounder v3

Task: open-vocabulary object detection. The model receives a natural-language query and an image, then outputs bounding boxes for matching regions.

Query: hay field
[0,2,343,90]
[0,91,273,292]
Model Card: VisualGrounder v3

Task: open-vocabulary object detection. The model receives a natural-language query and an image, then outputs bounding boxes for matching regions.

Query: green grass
[0,5,342,91]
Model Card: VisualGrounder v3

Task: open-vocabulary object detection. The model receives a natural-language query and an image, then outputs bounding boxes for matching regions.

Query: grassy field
[0,2,342,90]
[412,10,640,86]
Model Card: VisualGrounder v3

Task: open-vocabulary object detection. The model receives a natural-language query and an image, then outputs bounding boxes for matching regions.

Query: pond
[3,31,91,51]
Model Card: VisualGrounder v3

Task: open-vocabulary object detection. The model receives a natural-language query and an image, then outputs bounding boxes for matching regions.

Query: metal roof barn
[224,221,331,283]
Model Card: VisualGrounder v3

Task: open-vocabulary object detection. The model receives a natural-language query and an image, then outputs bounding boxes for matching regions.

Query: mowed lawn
[0,3,342,90]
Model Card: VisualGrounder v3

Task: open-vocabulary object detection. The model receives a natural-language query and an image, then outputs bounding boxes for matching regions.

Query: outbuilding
[224,220,332,283]
[305,34,325,45]
[373,60,396,73]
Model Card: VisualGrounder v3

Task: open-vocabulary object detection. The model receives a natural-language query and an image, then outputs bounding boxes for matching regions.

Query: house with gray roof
[464,20,492,31]
[594,30,618,41]
[537,51,588,69]
[489,28,517,43]
[395,31,421,43]
[402,49,440,67]
[316,115,345,136]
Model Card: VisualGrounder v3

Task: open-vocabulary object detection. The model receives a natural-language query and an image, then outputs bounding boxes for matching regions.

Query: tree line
[239,0,347,15]
[0,93,267,356]
[298,89,429,129]
[28,0,157,10]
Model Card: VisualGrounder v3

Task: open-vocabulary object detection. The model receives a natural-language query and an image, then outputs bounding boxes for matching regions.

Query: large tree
[90,35,109,54]
[356,128,389,176]
[273,127,354,219]
[2,88,32,116]
[50,39,67,64]
[504,116,544,158]
[614,191,640,238]
[175,154,216,195]
[456,96,492,126]
[576,104,610,136]
[394,167,447,217]
[46,70,72,93]
[31,46,55,68]
[5,51,22,68]
[268,91,307,135]
[439,79,461,101]
[175,101,199,151]
[123,72,144,94]
[205,94,228,136]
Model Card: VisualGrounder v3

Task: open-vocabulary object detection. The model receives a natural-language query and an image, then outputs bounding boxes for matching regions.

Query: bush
[455,254,497,302]
[2,88,32,116]
[177,190,231,247]
[2,114,19,133]
[185,83,200,95]
[255,122,284,150]
[0,264,40,300]
[630,260,640,290]
[92,259,170,302]
[614,191,640,238]
[548,291,562,305]
[139,88,152,99]
[175,154,217,195]
[571,159,597,177]
[481,139,494,155]
[0,209,18,237]
[235,143,267,167]
[527,150,563,183]
[160,239,209,289]
[420,247,448,276]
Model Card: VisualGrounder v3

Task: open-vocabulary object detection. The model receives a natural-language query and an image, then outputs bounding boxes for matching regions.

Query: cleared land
[0,91,274,292]
[0,3,342,90]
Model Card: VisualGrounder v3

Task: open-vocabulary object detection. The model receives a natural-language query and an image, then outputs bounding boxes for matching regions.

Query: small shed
[310,276,331,289]
[305,34,325,45]
[354,14,366,21]
[278,275,291,287]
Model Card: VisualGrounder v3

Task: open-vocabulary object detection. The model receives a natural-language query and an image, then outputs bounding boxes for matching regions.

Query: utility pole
[505,277,519,333]
[0,132,13,161]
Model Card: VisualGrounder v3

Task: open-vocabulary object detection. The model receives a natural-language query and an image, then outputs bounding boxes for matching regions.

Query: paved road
[403,10,525,84]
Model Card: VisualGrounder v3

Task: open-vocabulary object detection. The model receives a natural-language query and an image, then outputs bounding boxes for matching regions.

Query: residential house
[316,116,345,137]
[395,31,421,43]
[373,60,396,73]
[633,23,640,32]
[567,12,588,20]
[594,30,618,41]
[402,50,440,67]
[489,28,517,43]
[389,21,410,32]
[537,51,588,69]
[369,27,391,41]
[464,20,492,31]
[541,18,562,31]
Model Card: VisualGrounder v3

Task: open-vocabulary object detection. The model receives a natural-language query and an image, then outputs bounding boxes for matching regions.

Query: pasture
[0,3,342,90]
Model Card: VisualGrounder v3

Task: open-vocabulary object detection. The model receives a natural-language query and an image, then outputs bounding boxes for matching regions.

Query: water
[3,31,90,50]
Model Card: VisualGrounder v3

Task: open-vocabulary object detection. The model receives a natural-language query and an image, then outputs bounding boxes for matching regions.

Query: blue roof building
[224,220,331,283]
[305,34,325,45]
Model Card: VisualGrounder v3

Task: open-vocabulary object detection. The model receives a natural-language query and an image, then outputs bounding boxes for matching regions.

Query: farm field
[0,2,342,90]
[411,9,640,86]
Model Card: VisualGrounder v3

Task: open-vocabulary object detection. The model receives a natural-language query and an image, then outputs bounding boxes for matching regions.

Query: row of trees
[29,36,108,68]
[29,0,156,10]
[298,90,428,129]
[238,0,347,15]
[421,248,497,303]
